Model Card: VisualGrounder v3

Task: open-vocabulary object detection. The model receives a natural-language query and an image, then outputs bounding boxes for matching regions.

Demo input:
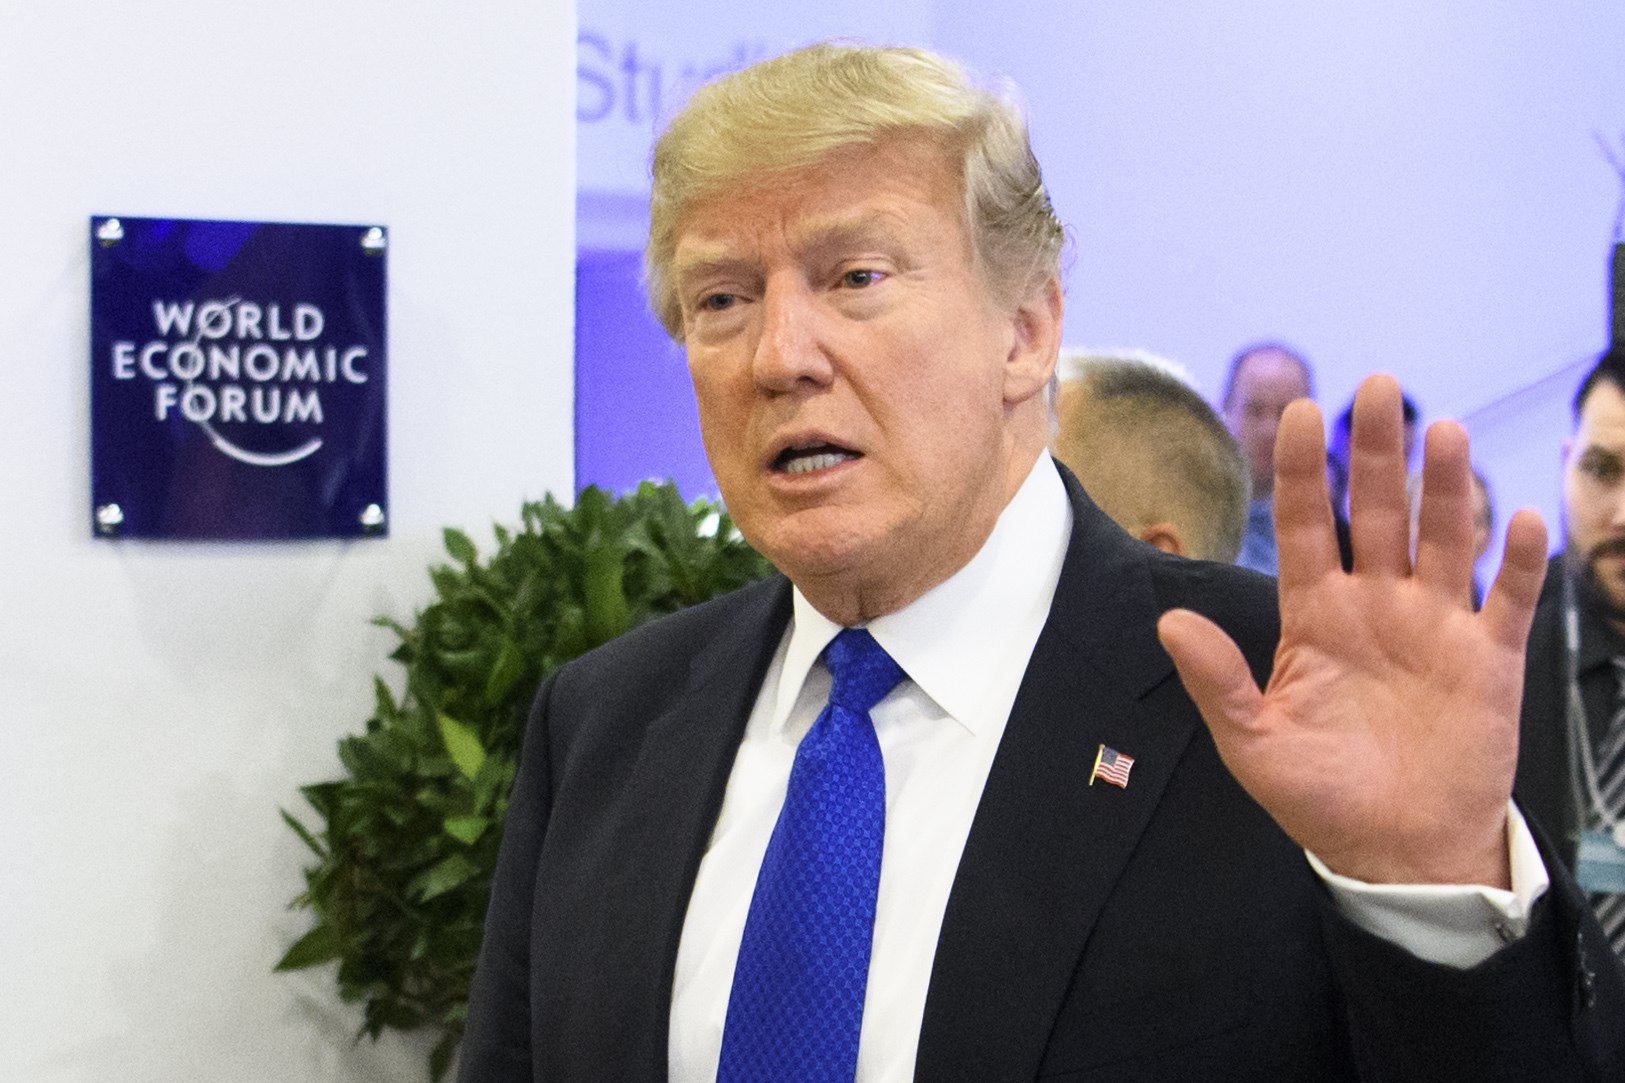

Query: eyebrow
[670,250,754,290]
[672,212,917,287]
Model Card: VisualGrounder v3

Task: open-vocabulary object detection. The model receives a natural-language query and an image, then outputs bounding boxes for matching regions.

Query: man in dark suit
[1518,347,1625,962]
[461,43,1624,1081]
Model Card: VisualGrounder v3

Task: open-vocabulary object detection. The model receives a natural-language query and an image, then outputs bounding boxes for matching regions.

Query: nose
[751,278,833,392]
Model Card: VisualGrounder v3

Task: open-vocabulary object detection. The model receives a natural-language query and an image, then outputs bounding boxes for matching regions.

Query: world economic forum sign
[89,216,388,540]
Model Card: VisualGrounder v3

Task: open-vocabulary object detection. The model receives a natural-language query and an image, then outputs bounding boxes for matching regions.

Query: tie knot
[824,628,906,715]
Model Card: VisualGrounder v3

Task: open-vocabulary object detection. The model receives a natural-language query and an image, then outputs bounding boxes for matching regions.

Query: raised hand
[1157,374,1548,888]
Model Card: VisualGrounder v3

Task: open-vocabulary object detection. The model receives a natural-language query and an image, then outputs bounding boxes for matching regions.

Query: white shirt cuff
[1305,802,1550,969]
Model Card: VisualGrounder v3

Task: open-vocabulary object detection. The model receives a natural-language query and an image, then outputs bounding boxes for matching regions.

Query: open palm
[1159,375,1548,887]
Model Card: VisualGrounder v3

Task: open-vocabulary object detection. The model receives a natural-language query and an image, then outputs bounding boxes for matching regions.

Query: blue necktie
[717,628,905,1083]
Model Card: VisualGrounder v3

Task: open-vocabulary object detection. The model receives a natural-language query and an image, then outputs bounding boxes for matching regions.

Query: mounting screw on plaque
[360,226,387,255]
[359,503,387,534]
[95,218,124,247]
[95,503,125,536]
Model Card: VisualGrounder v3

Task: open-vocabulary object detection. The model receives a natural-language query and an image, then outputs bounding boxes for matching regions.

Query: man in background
[1470,466,1497,604]
[1053,351,1249,562]
[1518,347,1625,963]
[1332,389,1422,517]
[1221,342,1314,573]
[1406,463,1495,607]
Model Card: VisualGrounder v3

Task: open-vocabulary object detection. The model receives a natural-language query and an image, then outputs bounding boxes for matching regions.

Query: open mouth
[772,442,861,476]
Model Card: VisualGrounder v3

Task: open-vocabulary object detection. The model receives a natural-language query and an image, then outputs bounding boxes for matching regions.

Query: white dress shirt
[668,452,1548,1082]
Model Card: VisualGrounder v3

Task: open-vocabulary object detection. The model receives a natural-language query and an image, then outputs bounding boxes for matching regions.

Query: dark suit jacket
[1518,556,1580,868]
[1516,554,1625,873]
[463,472,1624,1082]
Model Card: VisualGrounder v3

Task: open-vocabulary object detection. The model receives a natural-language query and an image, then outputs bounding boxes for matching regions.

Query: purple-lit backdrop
[575,249,714,498]
[576,3,1625,580]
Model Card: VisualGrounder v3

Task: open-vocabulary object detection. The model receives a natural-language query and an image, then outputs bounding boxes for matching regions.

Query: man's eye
[840,269,883,289]
[700,292,737,312]
[1582,456,1622,484]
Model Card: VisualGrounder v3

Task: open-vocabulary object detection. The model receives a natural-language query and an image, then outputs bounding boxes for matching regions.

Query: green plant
[277,482,774,1080]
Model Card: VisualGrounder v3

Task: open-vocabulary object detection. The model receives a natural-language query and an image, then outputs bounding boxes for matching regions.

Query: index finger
[1272,396,1341,595]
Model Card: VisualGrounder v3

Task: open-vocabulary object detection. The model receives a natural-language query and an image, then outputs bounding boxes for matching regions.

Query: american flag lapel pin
[1090,744,1134,788]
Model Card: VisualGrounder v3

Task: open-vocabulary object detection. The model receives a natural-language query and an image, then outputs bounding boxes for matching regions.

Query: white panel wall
[0,3,575,1080]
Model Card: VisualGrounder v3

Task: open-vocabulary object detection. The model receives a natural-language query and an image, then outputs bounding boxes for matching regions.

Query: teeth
[782,450,854,475]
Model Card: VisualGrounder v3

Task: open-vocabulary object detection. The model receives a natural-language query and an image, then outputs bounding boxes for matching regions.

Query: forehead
[1575,380,1625,450]
[671,138,968,264]
[1234,351,1309,396]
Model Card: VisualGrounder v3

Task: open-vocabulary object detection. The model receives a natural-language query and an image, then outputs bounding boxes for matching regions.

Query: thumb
[1157,608,1265,737]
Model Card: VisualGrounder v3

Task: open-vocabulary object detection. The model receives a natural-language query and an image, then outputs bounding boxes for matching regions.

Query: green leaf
[430,1031,460,1082]
[582,543,630,645]
[372,676,397,721]
[443,527,478,566]
[274,922,343,970]
[472,752,515,815]
[436,713,486,781]
[280,808,326,859]
[483,639,528,706]
[410,853,481,901]
[298,781,340,820]
[443,815,490,845]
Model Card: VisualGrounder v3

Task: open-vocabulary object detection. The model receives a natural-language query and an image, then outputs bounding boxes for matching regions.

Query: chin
[764,530,871,579]
[754,513,888,581]
[1579,561,1625,625]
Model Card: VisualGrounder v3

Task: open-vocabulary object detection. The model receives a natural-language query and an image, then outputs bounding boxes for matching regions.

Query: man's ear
[1003,276,1063,406]
[1137,522,1187,558]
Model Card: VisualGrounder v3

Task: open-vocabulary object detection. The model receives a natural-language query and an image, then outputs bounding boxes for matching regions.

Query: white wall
[0,3,575,1081]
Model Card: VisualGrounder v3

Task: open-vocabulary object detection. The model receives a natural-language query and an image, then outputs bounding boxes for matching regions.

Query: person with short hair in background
[1053,351,1249,563]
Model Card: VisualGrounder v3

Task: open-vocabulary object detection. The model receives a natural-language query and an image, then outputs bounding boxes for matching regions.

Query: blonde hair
[646,42,1064,338]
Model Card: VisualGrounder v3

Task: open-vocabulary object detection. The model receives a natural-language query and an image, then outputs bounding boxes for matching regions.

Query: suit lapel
[583,578,793,1077]
[915,474,1202,1080]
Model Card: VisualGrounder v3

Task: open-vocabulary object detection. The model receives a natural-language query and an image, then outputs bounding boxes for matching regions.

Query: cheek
[1570,494,1615,545]
[688,363,746,440]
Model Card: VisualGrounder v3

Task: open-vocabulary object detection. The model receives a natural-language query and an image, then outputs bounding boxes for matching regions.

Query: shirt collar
[771,452,1072,736]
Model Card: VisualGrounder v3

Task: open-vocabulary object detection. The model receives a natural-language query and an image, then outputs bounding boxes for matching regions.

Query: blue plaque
[90,216,388,539]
